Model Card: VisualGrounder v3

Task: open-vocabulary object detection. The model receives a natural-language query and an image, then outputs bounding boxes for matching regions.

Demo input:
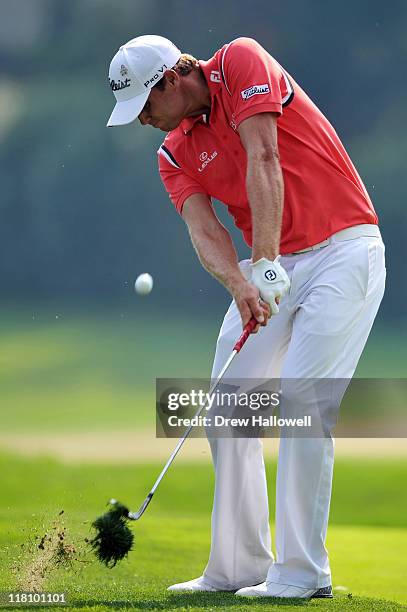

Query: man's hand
[250,257,290,315]
[231,279,271,332]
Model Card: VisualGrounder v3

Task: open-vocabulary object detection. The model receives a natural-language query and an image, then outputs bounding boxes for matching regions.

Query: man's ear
[164,69,179,88]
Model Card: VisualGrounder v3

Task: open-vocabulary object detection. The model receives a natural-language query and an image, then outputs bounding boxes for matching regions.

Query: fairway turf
[0,454,406,611]
[1,309,406,609]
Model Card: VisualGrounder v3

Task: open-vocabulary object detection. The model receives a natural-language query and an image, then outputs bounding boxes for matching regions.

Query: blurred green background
[0,1,406,608]
[0,0,406,433]
[0,0,406,324]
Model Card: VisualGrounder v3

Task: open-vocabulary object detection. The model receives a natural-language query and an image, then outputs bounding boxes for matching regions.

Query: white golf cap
[107,35,182,127]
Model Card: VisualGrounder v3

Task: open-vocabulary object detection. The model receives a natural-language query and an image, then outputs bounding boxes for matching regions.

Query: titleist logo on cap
[109,77,131,91]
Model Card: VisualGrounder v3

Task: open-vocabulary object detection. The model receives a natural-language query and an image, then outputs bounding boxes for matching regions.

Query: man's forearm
[182,193,269,328]
[246,152,284,262]
[187,222,246,295]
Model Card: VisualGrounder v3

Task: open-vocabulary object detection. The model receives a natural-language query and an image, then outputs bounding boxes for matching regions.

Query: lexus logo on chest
[198,150,218,172]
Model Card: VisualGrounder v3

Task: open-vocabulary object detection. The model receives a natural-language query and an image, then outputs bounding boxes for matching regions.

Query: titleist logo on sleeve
[241,83,270,100]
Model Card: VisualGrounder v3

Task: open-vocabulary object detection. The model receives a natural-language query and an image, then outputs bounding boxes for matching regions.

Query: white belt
[286,224,381,256]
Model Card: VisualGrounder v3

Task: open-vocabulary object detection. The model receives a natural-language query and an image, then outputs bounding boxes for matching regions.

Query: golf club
[90,316,257,566]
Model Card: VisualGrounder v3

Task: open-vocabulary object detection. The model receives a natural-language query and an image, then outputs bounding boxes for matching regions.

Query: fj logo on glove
[264,270,277,282]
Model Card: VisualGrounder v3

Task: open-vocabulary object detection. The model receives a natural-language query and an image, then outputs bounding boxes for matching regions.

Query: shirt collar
[181,112,209,135]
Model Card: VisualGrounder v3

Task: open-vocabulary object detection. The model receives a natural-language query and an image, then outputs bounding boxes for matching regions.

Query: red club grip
[233,317,257,353]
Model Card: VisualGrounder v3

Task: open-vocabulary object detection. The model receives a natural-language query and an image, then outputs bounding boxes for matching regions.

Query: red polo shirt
[158,37,378,253]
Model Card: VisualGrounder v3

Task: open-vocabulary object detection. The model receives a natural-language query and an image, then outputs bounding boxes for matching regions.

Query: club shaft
[130,317,257,519]
[151,348,237,495]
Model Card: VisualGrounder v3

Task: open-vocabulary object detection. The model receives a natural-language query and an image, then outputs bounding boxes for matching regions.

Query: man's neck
[184,67,211,118]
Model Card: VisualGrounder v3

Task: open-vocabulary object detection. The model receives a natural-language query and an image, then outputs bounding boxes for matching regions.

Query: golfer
[107,35,385,599]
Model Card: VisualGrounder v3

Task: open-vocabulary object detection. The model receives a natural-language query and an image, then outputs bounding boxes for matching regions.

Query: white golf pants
[203,232,386,590]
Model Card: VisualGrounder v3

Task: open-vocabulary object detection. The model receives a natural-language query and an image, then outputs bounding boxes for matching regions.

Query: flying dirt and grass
[11,511,83,593]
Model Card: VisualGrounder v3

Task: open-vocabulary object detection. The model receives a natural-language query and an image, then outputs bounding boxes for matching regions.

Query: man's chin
[162,119,182,132]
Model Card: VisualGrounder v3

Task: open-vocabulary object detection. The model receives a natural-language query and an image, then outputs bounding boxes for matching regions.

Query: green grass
[0,308,406,434]
[1,309,407,609]
[0,309,219,433]
[0,454,406,611]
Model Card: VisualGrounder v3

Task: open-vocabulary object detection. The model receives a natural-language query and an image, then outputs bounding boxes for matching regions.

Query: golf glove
[250,256,290,315]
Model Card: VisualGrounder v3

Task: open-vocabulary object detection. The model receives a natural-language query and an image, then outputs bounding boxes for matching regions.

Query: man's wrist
[252,252,279,264]
[252,248,279,263]
[226,273,250,297]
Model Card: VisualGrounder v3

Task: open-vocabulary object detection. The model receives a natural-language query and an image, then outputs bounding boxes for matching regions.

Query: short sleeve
[158,145,209,214]
[221,37,294,128]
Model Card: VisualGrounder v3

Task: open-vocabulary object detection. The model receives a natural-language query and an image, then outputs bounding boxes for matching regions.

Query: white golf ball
[135,273,153,295]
